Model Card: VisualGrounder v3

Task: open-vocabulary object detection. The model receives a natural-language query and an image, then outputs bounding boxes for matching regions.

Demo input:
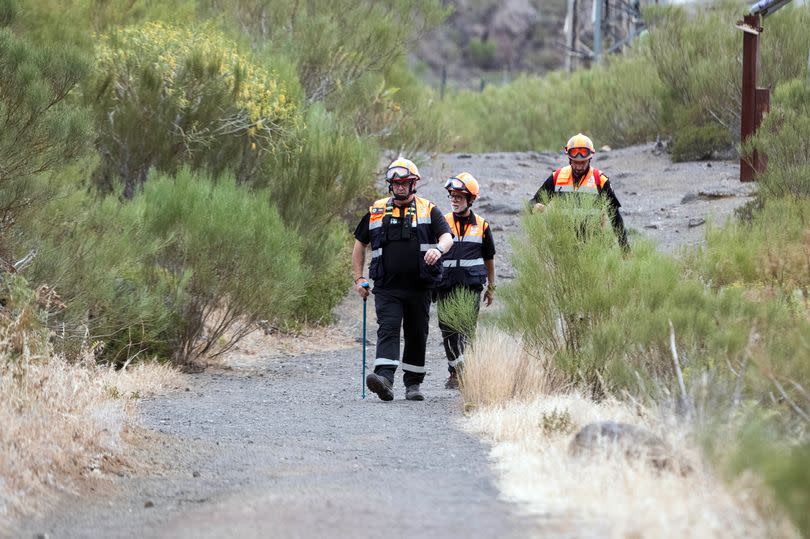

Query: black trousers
[372,287,431,387]
[436,286,482,374]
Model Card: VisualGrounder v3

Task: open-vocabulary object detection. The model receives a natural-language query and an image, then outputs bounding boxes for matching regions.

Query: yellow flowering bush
[92,22,299,195]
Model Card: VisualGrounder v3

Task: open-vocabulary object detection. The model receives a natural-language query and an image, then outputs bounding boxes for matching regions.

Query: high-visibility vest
[367,196,443,286]
[440,211,488,288]
[552,166,606,195]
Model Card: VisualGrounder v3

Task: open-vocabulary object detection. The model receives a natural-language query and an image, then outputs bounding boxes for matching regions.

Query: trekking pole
[361,282,370,399]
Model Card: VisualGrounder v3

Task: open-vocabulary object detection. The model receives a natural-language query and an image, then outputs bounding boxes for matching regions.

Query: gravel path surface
[13,144,756,538]
[17,347,533,538]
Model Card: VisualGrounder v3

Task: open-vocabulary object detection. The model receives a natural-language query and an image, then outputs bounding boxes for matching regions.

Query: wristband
[354,276,366,284]
[435,245,445,254]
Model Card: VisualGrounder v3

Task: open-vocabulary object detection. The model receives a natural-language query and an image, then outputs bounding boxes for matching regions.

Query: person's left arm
[600,178,629,250]
[482,223,496,306]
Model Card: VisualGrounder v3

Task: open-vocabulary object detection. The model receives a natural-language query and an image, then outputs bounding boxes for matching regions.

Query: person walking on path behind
[531,133,629,250]
[352,158,453,401]
[436,173,496,390]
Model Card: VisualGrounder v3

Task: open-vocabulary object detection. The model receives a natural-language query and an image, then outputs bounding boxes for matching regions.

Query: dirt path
[13,144,755,538]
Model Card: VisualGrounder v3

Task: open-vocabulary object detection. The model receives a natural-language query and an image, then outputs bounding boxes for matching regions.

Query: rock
[192,471,201,478]
[457,154,472,159]
[698,189,736,199]
[476,202,522,215]
[144,500,155,508]
[644,224,659,229]
[569,421,682,472]
[680,192,699,204]
[600,145,612,152]
[688,218,705,228]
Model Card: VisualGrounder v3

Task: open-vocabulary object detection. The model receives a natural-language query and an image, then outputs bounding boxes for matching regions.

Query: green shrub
[468,38,497,70]
[500,197,807,396]
[691,197,810,296]
[672,114,731,162]
[437,287,480,341]
[256,105,378,321]
[439,52,663,152]
[747,78,810,198]
[139,168,304,361]
[23,167,305,364]
[723,422,810,537]
[90,21,299,197]
[209,0,448,102]
[0,28,91,254]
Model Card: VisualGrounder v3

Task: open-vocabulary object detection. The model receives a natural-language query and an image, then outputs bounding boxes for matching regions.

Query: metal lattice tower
[564,0,654,70]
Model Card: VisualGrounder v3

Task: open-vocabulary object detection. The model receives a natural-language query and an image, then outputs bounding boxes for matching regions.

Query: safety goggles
[386,166,418,181]
[444,177,470,193]
[567,147,593,159]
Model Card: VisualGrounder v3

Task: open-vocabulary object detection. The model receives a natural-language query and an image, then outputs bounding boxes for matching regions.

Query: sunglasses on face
[386,166,417,181]
[567,147,592,159]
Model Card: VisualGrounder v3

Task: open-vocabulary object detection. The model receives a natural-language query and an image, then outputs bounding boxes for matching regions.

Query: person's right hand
[532,203,546,214]
[355,279,370,299]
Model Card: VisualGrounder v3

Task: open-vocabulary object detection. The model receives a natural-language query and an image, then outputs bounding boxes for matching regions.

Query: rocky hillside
[413,0,652,89]
[413,0,568,88]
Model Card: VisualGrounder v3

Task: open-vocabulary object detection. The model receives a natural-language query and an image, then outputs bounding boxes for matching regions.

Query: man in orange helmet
[352,157,453,402]
[531,133,628,249]
[436,172,496,390]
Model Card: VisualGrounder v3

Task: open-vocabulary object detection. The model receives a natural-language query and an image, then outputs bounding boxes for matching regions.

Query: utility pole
[737,0,792,182]
[593,0,603,64]
[565,0,579,72]
[565,0,644,68]
[739,14,761,182]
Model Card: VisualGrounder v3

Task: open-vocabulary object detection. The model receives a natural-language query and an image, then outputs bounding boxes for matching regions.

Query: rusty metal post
[740,14,761,182]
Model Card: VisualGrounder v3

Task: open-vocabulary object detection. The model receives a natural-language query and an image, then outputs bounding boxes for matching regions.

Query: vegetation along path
[14,144,755,538]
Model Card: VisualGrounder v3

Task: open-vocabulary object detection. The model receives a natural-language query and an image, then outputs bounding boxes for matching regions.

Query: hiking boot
[405,384,425,401]
[444,372,459,390]
[366,373,394,401]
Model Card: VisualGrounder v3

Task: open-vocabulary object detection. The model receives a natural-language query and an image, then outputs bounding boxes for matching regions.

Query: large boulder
[569,421,689,473]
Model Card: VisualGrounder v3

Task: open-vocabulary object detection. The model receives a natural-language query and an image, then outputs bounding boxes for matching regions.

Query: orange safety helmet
[564,133,596,161]
[444,172,480,202]
[385,157,421,181]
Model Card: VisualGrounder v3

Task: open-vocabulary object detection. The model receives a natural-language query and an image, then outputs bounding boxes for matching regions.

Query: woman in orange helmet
[436,172,497,389]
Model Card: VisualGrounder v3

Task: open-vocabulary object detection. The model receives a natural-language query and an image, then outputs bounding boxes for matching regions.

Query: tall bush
[23,168,304,364]
[256,106,377,321]
[0,28,91,256]
[140,169,303,361]
[90,21,299,197]
[500,198,806,397]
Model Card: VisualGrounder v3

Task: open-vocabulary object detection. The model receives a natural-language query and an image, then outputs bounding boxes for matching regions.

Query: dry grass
[459,328,798,538]
[460,327,568,409]
[0,344,180,530]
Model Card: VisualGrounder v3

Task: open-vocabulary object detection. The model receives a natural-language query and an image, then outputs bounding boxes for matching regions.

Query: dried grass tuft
[460,328,798,538]
[0,329,180,530]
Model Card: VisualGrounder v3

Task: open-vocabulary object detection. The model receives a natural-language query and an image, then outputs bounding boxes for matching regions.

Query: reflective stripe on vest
[441,212,488,286]
[553,166,604,195]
